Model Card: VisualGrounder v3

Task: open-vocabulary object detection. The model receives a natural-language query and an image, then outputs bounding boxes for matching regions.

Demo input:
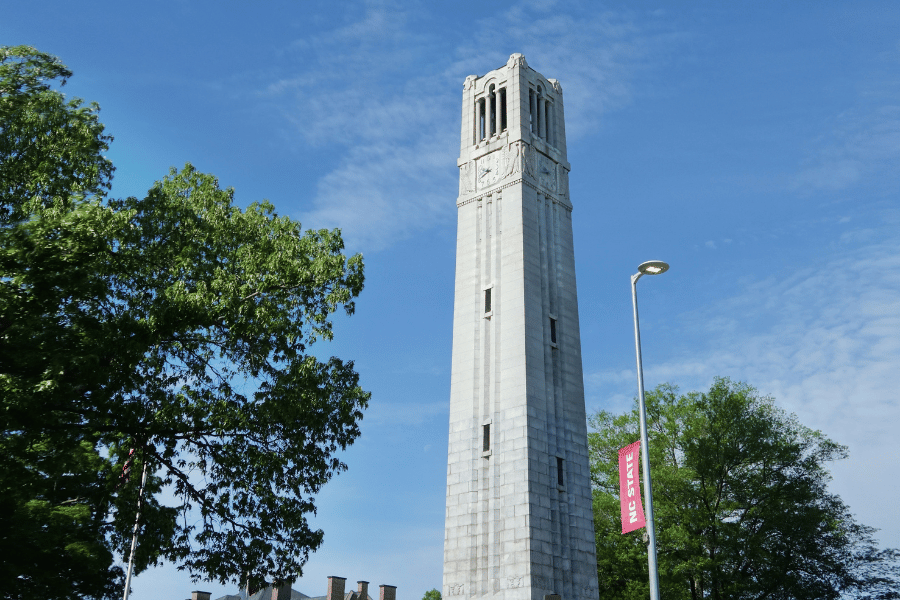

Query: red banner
[618,440,646,533]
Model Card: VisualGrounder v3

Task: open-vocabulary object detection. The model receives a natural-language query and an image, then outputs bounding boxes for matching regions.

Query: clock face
[537,153,557,193]
[475,151,501,190]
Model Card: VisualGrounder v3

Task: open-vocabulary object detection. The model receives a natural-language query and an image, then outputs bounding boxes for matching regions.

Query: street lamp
[631,260,669,600]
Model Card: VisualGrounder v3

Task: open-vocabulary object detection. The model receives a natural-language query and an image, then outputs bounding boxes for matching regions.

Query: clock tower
[443,54,599,600]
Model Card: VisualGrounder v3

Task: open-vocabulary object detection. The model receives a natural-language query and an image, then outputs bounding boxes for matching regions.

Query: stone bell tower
[443,54,599,600]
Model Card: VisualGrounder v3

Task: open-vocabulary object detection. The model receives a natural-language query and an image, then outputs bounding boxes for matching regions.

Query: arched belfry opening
[474,82,508,144]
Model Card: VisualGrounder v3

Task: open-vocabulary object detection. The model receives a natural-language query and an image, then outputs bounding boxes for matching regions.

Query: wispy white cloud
[259,1,675,251]
[304,138,457,251]
[454,5,674,139]
[791,76,900,193]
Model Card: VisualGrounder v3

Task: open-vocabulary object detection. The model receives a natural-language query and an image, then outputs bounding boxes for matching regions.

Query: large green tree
[589,378,899,600]
[1,46,369,598]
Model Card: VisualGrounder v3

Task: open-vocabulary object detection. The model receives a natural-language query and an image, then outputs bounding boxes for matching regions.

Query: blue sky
[5,1,900,598]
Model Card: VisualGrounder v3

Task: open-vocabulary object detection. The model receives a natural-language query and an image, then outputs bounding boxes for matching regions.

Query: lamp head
[637,260,669,275]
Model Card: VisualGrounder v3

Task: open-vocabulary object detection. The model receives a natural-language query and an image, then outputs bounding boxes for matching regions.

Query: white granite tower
[443,54,599,600]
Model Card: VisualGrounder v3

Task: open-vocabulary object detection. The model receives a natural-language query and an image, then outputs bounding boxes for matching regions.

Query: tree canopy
[422,588,441,600]
[1,45,369,599]
[589,378,899,600]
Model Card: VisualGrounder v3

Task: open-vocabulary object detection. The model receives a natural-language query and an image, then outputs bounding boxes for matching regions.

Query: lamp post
[631,260,669,600]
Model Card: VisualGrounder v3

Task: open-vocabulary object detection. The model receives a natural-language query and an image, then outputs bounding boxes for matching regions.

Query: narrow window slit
[483,424,491,452]
[545,101,551,144]
[484,288,492,314]
[557,457,565,486]
[529,89,536,134]
[550,317,557,344]
[489,85,497,136]
[478,98,486,141]
[536,86,543,138]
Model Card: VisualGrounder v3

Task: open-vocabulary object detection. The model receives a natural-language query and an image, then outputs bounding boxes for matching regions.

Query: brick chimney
[273,583,293,600]
[328,576,346,600]
[357,581,369,600]
[378,585,396,600]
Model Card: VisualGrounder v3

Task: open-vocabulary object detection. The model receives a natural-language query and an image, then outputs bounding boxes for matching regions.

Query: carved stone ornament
[507,53,528,69]
[460,161,475,194]
[503,141,522,178]
[464,75,477,90]
[507,576,524,589]
[448,584,465,596]
[548,78,562,94]
[522,144,535,179]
